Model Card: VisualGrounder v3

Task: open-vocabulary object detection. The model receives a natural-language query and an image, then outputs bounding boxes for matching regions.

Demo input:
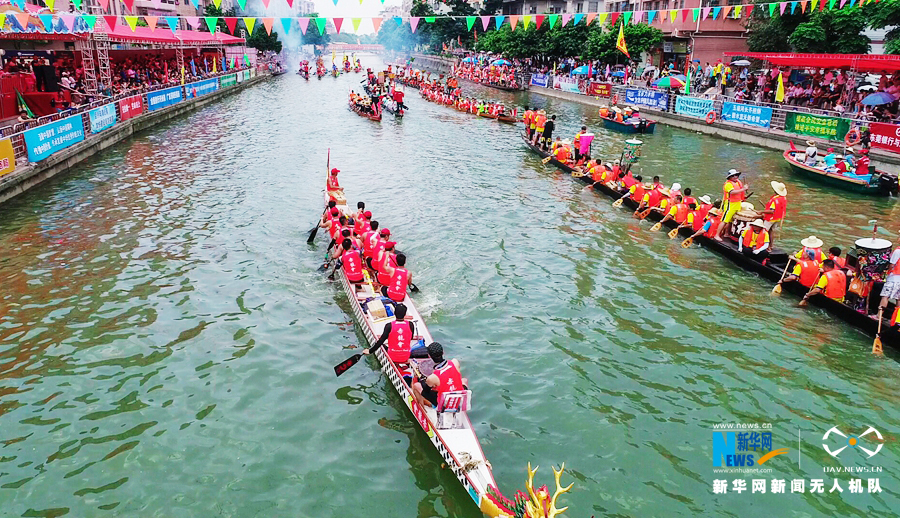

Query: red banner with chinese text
[870,122,900,154]
[588,82,612,97]
[119,96,144,121]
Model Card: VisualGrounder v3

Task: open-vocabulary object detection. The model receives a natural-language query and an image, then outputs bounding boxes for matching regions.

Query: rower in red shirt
[363,303,419,368]
[412,342,467,408]
[380,253,412,303]
[326,168,342,192]
[760,181,788,246]
[828,247,847,269]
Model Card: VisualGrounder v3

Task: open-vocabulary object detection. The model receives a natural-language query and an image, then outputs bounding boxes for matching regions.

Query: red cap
[385,241,397,248]
[380,228,390,236]
[330,208,339,216]
[827,148,834,152]
[331,168,340,174]
[363,210,372,218]
[861,149,869,154]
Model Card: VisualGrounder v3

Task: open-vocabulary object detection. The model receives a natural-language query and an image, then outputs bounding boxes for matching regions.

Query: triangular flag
[849,0,856,6]
[622,11,632,24]
[204,16,217,33]
[800,0,807,11]
[722,6,732,17]
[829,0,836,8]
[745,4,753,16]
[104,15,117,30]
[82,14,97,30]
[547,14,557,28]
[145,15,158,31]
[45,0,55,10]
[351,18,360,32]
[263,17,274,34]
[647,10,656,23]
[670,9,677,22]
[71,0,81,9]
[775,72,785,102]
[425,16,435,22]
[839,0,846,7]
[410,17,419,33]
[609,12,620,24]
[297,17,309,34]
[261,0,270,6]
[734,5,742,17]
[97,0,109,10]
[780,2,787,14]
[769,3,777,15]
[615,22,629,57]
[286,17,296,34]
[791,1,798,13]
[165,16,177,35]
[212,0,221,8]
[712,6,721,18]
[466,16,475,30]
[394,16,402,27]
[224,17,237,34]
[332,17,342,33]
[190,0,199,7]
[124,15,138,31]
[586,13,596,25]
[481,16,490,31]
[244,17,256,35]
[59,14,74,31]
[123,0,136,11]
[815,0,823,10]
[495,15,505,28]
[13,12,28,29]
[535,14,544,29]
[702,6,711,18]
[561,13,571,26]
[573,13,583,25]
[371,17,382,32]
[39,14,53,32]
[185,16,200,29]
[681,9,689,21]
[522,15,530,29]
[509,15,518,30]
[236,0,246,9]
[633,11,643,23]
[692,7,699,21]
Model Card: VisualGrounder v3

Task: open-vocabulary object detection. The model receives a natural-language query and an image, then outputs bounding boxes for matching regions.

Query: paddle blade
[307,225,319,243]
[873,336,883,355]
[334,353,363,377]
[771,284,782,295]
[798,299,808,307]
[613,198,624,207]
[680,237,693,248]
[650,222,662,232]
[668,228,679,239]
[542,156,553,164]
[640,209,653,220]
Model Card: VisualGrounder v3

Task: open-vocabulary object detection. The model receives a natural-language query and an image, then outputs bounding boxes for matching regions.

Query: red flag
[224,17,238,34]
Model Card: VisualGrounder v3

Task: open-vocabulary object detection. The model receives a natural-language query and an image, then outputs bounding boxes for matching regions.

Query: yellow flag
[775,72,785,102]
[213,57,217,73]
[616,23,630,58]
[181,65,185,85]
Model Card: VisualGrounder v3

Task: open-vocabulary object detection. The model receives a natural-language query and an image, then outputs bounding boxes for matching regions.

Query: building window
[588,1,598,11]
[529,5,536,13]
[576,2,583,12]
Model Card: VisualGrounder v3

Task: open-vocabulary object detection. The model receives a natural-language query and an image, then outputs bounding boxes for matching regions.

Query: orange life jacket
[823,269,847,301]
[741,228,769,250]
[725,179,745,203]
[673,203,689,225]
[797,259,819,288]
[630,184,646,202]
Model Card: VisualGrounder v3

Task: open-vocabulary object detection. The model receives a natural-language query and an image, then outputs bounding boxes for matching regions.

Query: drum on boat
[853,237,893,282]
[730,203,760,237]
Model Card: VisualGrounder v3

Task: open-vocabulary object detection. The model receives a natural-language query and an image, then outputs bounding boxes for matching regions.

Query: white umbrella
[858,84,878,92]
[730,59,751,66]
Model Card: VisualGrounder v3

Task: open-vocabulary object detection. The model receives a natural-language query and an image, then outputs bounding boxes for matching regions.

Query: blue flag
[190,59,197,76]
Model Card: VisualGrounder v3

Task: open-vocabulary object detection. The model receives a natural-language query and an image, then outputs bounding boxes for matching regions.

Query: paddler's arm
[363,322,392,355]
[802,276,828,302]
[689,219,713,239]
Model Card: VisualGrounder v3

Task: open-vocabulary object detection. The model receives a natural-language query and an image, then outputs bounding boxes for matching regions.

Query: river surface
[1,56,900,517]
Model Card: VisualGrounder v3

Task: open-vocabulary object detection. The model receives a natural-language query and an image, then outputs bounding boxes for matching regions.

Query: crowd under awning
[723,52,900,73]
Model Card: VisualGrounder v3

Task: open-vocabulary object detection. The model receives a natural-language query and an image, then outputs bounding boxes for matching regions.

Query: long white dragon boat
[316,155,573,518]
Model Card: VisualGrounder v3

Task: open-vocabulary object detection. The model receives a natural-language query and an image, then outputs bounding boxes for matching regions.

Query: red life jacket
[831,255,846,269]
[823,270,846,301]
[353,218,366,236]
[801,247,824,264]
[387,267,409,302]
[376,254,397,285]
[329,218,342,240]
[673,203,689,224]
[797,259,819,288]
[683,196,696,210]
[387,320,412,364]
[434,360,463,397]
[622,173,636,189]
[371,241,386,269]
[630,184,645,202]
[704,215,722,238]
[342,249,363,281]
[741,228,769,250]
[646,188,662,208]
[692,204,713,232]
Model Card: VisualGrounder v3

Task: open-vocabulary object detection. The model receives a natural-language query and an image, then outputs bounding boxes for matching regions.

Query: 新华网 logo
[713,431,789,467]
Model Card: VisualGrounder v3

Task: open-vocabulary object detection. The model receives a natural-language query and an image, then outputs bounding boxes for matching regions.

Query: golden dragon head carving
[480,462,574,518]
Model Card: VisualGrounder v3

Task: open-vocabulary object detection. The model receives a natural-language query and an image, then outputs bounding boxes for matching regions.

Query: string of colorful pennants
[2,0,879,37]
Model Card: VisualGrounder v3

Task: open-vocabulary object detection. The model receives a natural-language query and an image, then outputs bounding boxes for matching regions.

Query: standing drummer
[878,231,900,316]
[760,181,787,246]
[715,169,749,242]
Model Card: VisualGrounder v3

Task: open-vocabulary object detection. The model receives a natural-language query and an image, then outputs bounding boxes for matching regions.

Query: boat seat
[436,390,472,430]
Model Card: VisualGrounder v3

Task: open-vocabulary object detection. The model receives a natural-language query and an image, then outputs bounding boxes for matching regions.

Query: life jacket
[353,217,367,236]
[798,247,824,264]
[831,255,846,269]
[362,230,378,258]
[341,249,363,281]
[591,166,607,183]
[725,179,745,203]
[534,114,547,131]
[573,133,582,148]
[823,269,847,301]
[704,214,722,238]
[683,196,697,210]
[387,320,412,364]
[329,219,343,241]
[327,176,340,190]
[630,183,646,202]
[371,240,386,268]
[555,146,570,164]
[622,173,636,189]
[797,259,819,288]
[890,252,900,277]
[645,187,662,208]
[692,204,713,232]
[741,228,769,250]
[387,267,409,302]
[764,195,787,222]
[433,360,463,397]
[673,203,689,224]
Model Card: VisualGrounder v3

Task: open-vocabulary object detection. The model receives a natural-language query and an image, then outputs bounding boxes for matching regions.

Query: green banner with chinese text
[220,74,237,88]
[784,112,850,142]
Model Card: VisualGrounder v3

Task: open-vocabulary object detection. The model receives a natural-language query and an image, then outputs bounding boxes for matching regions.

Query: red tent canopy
[104,26,245,45]
[723,52,900,72]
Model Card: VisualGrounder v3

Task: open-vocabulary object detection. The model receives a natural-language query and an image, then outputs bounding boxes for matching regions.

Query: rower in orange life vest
[794,236,825,265]
[326,168,342,192]
[776,250,820,290]
[759,181,787,246]
[412,342,467,408]
[689,195,714,233]
[612,174,643,205]
[550,138,572,165]
[715,169,749,242]
[686,205,723,241]
[380,253,412,303]
[737,218,770,262]
[633,176,664,217]
[362,304,424,381]
[331,238,365,285]
[802,259,847,304]
[656,194,690,227]
[827,247,846,269]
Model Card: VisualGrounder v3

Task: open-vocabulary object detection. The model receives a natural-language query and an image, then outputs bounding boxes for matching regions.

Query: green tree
[863,0,900,54]
[246,24,282,52]
[788,10,869,54]
[300,13,330,47]
[745,3,806,52]
[584,21,663,64]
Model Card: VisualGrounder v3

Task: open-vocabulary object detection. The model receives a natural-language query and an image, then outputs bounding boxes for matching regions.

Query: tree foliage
[746,2,872,54]
[863,0,900,54]
[247,25,282,53]
[300,13,330,47]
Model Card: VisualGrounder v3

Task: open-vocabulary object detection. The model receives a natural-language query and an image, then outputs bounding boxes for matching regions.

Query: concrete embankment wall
[408,53,900,175]
[0,74,270,206]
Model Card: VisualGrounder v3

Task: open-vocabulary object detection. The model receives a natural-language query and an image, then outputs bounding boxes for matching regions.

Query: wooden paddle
[639,208,654,220]
[612,196,626,207]
[798,273,822,307]
[334,353,363,377]
[668,223,688,239]
[542,155,554,164]
[650,222,663,232]
[873,307,884,354]
[771,256,796,295]
[307,149,331,243]
[680,236,694,248]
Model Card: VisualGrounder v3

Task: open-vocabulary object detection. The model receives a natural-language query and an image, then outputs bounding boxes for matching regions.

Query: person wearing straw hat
[778,250,821,290]
[878,232,900,316]
[689,195,714,233]
[685,205,722,242]
[738,219,771,262]
[760,181,787,246]
[804,140,818,166]
[794,236,825,265]
[715,169,748,241]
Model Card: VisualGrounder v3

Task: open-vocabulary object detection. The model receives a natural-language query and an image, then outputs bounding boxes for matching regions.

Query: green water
[1,59,899,517]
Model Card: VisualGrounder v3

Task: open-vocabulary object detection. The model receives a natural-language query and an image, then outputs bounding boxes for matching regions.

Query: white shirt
[805,146,818,162]
[888,249,900,282]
